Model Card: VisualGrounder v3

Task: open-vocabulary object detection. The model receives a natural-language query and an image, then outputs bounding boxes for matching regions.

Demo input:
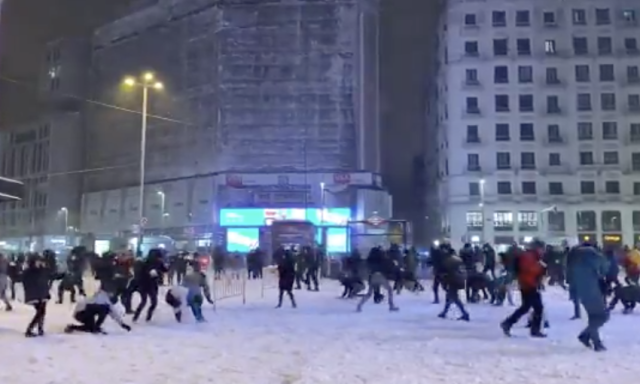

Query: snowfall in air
[0,283,638,384]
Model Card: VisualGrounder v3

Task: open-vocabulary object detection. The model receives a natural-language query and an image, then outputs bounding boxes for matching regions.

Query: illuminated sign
[226,228,259,252]
[219,208,351,227]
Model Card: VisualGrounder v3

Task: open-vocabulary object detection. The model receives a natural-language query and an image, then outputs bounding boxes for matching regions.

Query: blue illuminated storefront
[219,208,352,254]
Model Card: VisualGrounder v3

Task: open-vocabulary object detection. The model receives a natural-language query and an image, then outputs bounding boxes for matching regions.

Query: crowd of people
[335,240,640,352]
[0,240,638,352]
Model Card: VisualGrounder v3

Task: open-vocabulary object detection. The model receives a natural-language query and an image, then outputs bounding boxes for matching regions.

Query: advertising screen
[226,228,259,252]
[220,208,351,227]
[326,227,348,253]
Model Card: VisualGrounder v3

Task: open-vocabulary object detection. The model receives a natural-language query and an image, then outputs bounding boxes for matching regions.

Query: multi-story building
[434,0,640,249]
[81,0,391,253]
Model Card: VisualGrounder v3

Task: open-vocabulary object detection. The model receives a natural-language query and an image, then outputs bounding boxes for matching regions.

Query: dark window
[634,183,640,196]
[547,96,560,113]
[465,68,479,84]
[548,211,565,232]
[494,66,509,83]
[602,122,618,139]
[595,8,611,25]
[602,211,621,232]
[518,66,533,83]
[546,67,559,84]
[632,153,640,170]
[467,153,480,170]
[469,182,480,196]
[580,181,595,195]
[520,123,534,141]
[522,181,536,195]
[547,124,561,142]
[496,152,511,169]
[597,37,612,55]
[578,122,593,140]
[495,124,510,141]
[549,182,564,195]
[466,97,479,113]
[519,94,534,112]
[516,10,530,26]
[577,211,597,231]
[466,125,480,143]
[575,65,590,82]
[603,151,619,165]
[464,14,477,26]
[572,9,587,25]
[517,39,531,55]
[629,95,640,111]
[493,39,508,56]
[599,64,614,81]
[543,11,556,25]
[601,93,616,111]
[605,181,620,194]
[549,153,561,166]
[497,181,512,194]
[573,37,588,55]
[625,38,638,53]
[493,11,507,27]
[465,41,479,56]
[580,151,594,165]
[577,93,592,111]
[521,152,536,169]
[495,95,510,112]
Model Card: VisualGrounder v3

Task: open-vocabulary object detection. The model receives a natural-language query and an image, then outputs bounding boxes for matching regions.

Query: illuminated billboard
[226,228,259,252]
[219,208,351,227]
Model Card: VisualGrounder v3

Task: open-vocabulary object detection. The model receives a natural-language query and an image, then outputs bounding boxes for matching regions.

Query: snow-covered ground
[0,281,638,384]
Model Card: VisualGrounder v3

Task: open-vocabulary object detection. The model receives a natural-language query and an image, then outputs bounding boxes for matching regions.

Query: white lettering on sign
[333,173,351,184]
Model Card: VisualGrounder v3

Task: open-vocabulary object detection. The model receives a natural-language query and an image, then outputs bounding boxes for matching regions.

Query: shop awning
[0,176,24,202]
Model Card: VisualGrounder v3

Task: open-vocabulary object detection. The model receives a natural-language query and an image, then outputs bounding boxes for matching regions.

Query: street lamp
[479,179,486,243]
[319,182,326,223]
[157,191,166,228]
[60,207,68,245]
[123,72,164,254]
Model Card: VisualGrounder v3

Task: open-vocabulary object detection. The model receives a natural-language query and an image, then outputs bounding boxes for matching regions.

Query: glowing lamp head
[123,77,136,87]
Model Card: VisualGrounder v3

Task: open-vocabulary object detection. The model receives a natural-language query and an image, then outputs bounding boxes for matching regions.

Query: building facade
[80,0,391,251]
[0,113,83,251]
[434,0,640,248]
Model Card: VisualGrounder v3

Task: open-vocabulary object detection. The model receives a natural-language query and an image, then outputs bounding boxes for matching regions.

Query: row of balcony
[452,48,640,62]
[463,164,640,174]
[461,135,640,145]
[461,77,640,88]
[461,106,640,116]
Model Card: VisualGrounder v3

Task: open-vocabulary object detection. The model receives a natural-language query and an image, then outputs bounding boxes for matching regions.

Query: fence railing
[209,266,279,311]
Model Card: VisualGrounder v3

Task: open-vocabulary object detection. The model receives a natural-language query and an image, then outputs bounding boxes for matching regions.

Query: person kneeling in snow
[165,264,213,322]
[64,285,132,334]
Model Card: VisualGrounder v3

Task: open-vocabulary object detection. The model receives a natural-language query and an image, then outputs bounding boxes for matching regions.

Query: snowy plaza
[1,281,639,384]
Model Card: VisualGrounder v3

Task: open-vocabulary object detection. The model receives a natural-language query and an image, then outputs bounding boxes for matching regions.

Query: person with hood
[165,262,214,322]
[567,243,610,351]
[500,240,546,338]
[437,251,470,321]
[64,284,132,334]
[132,249,168,322]
[0,254,13,311]
[276,250,297,308]
[22,255,51,337]
[356,247,399,312]
[429,244,447,303]
[481,244,496,279]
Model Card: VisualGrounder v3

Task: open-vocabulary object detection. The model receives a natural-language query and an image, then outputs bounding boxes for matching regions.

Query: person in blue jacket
[566,243,610,351]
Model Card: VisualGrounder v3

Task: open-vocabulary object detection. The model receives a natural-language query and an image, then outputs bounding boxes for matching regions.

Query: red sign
[333,173,351,184]
[226,174,243,187]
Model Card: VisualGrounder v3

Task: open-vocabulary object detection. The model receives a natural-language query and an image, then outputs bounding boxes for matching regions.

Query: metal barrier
[209,266,280,311]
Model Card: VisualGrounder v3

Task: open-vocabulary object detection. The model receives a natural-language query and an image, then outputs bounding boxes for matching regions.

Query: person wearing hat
[64,283,132,334]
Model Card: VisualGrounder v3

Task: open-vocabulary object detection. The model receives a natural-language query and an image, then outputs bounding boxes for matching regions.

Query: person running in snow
[64,285,132,334]
[0,254,13,311]
[22,255,51,337]
[276,250,297,308]
[132,249,167,322]
[165,263,213,322]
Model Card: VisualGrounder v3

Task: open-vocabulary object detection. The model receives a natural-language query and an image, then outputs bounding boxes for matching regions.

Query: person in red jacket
[500,240,546,338]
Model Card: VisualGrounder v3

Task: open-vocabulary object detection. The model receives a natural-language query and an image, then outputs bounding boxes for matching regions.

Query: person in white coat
[165,265,213,322]
[64,286,132,334]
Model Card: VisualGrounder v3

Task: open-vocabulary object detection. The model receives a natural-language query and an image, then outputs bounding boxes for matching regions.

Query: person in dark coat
[356,247,399,312]
[567,244,610,351]
[22,255,51,337]
[276,250,297,308]
[437,253,470,321]
[132,249,167,322]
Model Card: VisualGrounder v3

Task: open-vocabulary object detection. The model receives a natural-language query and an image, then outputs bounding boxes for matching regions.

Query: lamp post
[123,72,164,255]
[320,182,326,223]
[60,207,68,246]
[479,179,486,243]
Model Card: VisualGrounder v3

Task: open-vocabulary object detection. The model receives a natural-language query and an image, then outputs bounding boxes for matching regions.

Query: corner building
[434,0,640,249]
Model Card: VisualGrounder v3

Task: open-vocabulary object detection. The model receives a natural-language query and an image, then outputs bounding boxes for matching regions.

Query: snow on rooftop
[0,284,638,384]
